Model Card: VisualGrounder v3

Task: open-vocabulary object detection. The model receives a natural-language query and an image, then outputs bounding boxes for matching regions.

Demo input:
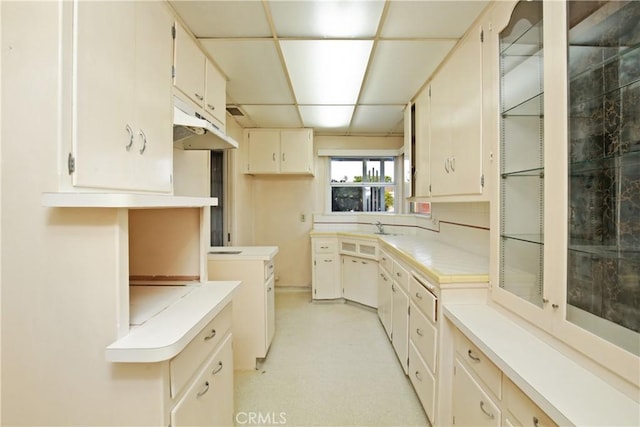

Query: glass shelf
[502,233,544,246]
[502,92,544,117]
[502,167,544,179]
[500,8,542,56]
[569,150,640,174]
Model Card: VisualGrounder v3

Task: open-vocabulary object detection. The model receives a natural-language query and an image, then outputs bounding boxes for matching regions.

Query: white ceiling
[169,0,489,136]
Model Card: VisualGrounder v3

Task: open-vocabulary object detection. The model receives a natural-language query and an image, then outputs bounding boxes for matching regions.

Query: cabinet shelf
[501,92,544,117]
[501,167,544,179]
[569,245,640,262]
[501,233,544,246]
[569,150,640,174]
[500,16,543,58]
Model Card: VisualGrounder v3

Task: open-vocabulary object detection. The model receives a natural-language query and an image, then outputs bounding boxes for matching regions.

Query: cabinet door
[171,334,233,426]
[72,1,136,190]
[313,253,341,300]
[174,22,205,107]
[453,359,501,427]
[265,275,275,353]
[377,267,393,339]
[246,130,280,173]
[429,68,453,196]
[342,256,377,308]
[391,283,409,373]
[414,88,431,197]
[204,59,226,129]
[132,1,173,192]
[280,129,313,174]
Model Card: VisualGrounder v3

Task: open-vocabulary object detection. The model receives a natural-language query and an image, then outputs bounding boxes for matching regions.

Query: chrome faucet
[374,221,385,234]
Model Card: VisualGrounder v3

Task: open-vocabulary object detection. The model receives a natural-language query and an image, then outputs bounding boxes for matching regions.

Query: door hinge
[172,65,176,79]
[480,29,484,42]
[171,25,176,39]
[408,305,411,315]
[453,415,456,425]
[314,260,316,266]
[454,365,457,375]
[429,184,432,193]
[314,288,316,295]
[428,86,431,97]
[481,174,485,187]
[227,233,231,243]
[67,153,75,175]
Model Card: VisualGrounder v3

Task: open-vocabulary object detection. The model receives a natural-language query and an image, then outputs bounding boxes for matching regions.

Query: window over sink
[329,157,397,212]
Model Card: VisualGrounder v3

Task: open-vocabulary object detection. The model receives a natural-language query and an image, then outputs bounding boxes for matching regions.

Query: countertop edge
[105,281,241,363]
[444,303,640,427]
[207,246,279,261]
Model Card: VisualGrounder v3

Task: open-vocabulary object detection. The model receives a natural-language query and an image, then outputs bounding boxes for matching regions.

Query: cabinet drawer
[379,250,393,273]
[313,239,337,254]
[409,341,436,424]
[264,260,274,280]
[171,333,234,426]
[409,273,437,323]
[392,261,409,291]
[453,358,501,427]
[504,378,558,427]
[455,330,502,399]
[409,301,437,373]
[170,303,232,398]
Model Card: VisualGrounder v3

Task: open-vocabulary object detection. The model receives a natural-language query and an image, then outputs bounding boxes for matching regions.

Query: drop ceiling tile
[382,1,488,39]
[280,40,373,104]
[240,105,302,128]
[350,105,404,134]
[267,0,385,38]
[299,105,355,132]
[200,40,293,105]
[169,1,271,38]
[360,40,456,104]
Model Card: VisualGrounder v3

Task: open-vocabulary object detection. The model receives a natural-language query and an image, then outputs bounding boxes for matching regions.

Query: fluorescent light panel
[299,105,355,129]
[280,40,373,105]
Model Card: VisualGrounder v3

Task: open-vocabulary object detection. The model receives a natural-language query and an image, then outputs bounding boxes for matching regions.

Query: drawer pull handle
[138,129,147,155]
[195,93,204,101]
[415,292,423,300]
[391,284,396,292]
[416,328,424,337]
[382,257,387,261]
[414,371,422,381]
[479,401,494,419]
[320,246,328,249]
[396,272,401,277]
[212,361,223,375]
[361,261,367,265]
[324,259,333,263]
[204,329,217,341]
[125,124,134,151]
[467,349,481,362]
[207,103,215,111]
[197,381,210,398]
[533,416,539,427]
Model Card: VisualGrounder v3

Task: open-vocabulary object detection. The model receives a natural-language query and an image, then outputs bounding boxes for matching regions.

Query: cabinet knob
[414,371,423,381]
[416,328,424,337]
[415,292,423,300]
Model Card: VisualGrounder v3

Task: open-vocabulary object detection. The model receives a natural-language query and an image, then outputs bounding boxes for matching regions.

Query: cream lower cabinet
[70,1,173,192]
[171,333,234,426]
[342,255,378,308]
[207,257,276,369]
[377,252,393,339]
[390,257,410,374]
[311,237,341,300]
[452,328,557,427]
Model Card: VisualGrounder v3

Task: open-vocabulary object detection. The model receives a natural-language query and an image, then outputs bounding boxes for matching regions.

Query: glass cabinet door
[566,0,640,355]
[498,0,545,307]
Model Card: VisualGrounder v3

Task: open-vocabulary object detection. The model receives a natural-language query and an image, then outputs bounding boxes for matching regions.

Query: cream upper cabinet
[71,1,173,193]
[244,128,314,175]
[173,21,205,108]
[204,59,226,129]
[430,24,484,197]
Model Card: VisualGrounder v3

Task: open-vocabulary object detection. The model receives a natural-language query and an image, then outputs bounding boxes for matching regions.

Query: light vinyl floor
[234,289,429,426]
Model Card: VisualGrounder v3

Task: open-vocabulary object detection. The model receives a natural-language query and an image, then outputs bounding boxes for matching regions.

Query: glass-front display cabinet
[566,0,640,355]
[498,0,545,307]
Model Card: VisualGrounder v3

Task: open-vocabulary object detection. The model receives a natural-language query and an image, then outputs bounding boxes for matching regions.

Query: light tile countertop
[311,230,490,285]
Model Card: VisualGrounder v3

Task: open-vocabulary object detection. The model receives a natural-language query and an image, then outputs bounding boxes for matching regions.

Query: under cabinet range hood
[173,97,238,150]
